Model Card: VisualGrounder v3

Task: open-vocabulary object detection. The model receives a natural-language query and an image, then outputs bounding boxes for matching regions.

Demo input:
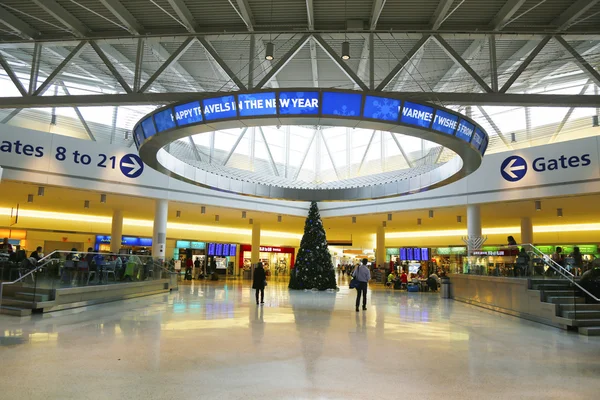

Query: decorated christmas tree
[289,201,337,290]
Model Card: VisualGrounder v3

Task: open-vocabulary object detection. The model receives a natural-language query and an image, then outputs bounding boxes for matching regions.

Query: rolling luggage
[407,284,419,292]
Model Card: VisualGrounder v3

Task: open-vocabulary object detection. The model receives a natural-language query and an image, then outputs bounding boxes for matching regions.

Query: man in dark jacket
[252,262,267,305]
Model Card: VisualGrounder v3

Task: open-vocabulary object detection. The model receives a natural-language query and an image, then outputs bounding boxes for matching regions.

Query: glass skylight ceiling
[165,126,456,189]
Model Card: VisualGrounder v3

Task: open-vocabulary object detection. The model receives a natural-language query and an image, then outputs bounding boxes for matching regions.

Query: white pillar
[521,217,533,245]
[152,199,168,259]
[110,209,123,254]
[467,204,482,238]
[251,222,261,266]
[376,225,386,270]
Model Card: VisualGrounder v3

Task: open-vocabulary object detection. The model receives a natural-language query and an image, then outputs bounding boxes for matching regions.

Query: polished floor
[1,276,599,399]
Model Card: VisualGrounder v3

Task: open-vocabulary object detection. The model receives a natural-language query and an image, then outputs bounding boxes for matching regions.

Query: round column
[251,221,261,266]
[376,225,386,270]
[466,204,484,254]
[152,199,168,260]
[110,209,123,254]
[520,217,533,245]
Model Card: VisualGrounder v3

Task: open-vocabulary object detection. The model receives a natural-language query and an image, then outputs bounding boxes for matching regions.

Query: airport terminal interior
[1,0,600,398]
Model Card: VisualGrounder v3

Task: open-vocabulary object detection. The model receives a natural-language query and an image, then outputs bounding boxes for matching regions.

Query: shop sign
[435,247,466,255]
[96,235,152,246]
[386,248,399,255]
[472,250,513,256]
[260,246,282,252]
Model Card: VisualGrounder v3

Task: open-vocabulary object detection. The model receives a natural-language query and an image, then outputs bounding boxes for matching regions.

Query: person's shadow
[250,305,265,344]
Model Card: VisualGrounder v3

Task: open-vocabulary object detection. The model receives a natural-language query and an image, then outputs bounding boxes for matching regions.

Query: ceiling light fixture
[387,213,392,221]
[557,208,563,218]
[265,42,274,61]
[535,200,542,211]
[84,200,90,209]
[242,211,247,219]
[201,206,206,214]
[100,194,107,203]
[352,216,356,224]
[278,215,282,223]
[457,215,462,223]
[37,187,45,196]
[176,210,181,218]
[215,215,219,222]
[417,218,422,225]
[429,210,434,218]
[27,194,34,203]
[341,41,350,60]
[382,221,387,227]
[249,218,254,225]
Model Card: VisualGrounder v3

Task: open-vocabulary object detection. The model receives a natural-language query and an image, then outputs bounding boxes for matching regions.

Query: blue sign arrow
[501,155,527,182]
[120,154,144,178]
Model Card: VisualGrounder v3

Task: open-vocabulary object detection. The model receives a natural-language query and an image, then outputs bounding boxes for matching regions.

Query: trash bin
[441,277,451,298]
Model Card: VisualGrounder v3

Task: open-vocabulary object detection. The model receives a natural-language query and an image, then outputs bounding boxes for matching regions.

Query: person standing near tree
[352,258,371,312]
[253,261,266,305]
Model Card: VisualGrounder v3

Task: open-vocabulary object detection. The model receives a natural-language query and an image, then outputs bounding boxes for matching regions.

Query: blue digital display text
[174,101,202,126]
[238,92,277,116]
[203,95,237,121]
[432,110,458,135]
[401,101,434,128]
[363,96,401,122]
[456,119,475,143]
[278,91,319,115]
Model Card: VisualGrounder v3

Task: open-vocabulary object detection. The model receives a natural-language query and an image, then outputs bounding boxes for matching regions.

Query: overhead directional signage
[120,153,144,178]
[501,155,528,182]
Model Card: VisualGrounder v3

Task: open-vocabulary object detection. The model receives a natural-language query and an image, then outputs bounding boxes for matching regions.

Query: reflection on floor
[1,277,599,399]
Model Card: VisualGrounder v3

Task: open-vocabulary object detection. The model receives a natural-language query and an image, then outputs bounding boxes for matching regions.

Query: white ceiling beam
[489,0,527,31]
[233,0,255,31]
[0,52,28,96]
[430,0,454,30]
[256,34,311,89]
[370,0,387,30]
[500,36,551,93]
[89,41,133,93]
[0,6,40,39]
[313,34,369,91]
[59,81,96,141]
[306,0,315,30]
[309,37,319,87]
[31,0,90,38]
[140,37,196,92]
[376,35,429,91]
[166,0,198,33]
[33,41,87,96]
[553,0,600,31]
[198,37,247,90]
[554,36,600,87]
[99,0,145,35]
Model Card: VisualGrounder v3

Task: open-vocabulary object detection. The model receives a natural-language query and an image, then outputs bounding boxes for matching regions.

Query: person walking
[253,261,267,305]
[352,258,371,312]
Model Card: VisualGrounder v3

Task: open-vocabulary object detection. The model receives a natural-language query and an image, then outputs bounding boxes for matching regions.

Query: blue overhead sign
[363,95,401,122]
[501,155,528,182]
[401,101,434,128]
[133,89,489,157]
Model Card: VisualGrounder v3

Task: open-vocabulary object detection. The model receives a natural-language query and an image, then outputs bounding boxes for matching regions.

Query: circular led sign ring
[134,89,489,201]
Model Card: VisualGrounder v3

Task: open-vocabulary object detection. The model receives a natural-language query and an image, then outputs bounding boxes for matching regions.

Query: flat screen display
[421,248,429,261]
[407,248,414,260]
[216,243,223,257]
[401,101,434,128]
[400,248,407,261]
[321,92,362,117]
[480,137,488,155]
[134,126,145,147]
[363,95,401,122]
[472,128,485,150]
[222,244,230,257]
[278,91,320,115]
[141,117,156,138]
[203,95,237,121]
[153,108,176,132]
[174,101,203,126]
[229,244,236,256]
[208,242,216,256]
[413,248,421,261]
[432,109,459,135]
[456,119,475,143]
[238,92,277,116]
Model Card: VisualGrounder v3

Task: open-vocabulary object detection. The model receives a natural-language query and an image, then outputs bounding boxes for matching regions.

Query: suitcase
[407,284,419,292]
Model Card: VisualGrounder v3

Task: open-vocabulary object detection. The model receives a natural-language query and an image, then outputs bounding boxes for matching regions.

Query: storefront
[206,242,237,275]
[174,240,207,276]
[239,245,295,277]
[94,235,152,255]
[387,247,432,276]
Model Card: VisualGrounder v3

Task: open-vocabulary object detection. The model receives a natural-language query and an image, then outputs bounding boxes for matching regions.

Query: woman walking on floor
[253,261,266,305]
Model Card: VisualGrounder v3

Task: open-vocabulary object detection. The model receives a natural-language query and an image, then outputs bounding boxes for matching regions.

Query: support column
[251,221,261,267]
[110,209,123,254]
[520,217,533,245]
[466,204,484,255]
[152,199,168,260]
[376,225,386,281]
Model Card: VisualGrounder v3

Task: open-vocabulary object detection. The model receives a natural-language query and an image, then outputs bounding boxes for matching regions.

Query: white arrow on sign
[503,158,525,179]
[122,157,141,176]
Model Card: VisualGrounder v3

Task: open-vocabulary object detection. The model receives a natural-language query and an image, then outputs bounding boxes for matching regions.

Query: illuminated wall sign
[174,101,203,126]
[238,92,277,116]
[321,92,362,117]
[363,95,401,122]
[432,109,459,135]
[203,95,237,121]
[279,91,320,115]
[154,108,176,132]
[472,128,485,150]
[401,101,434,128]
[456,119,475,143]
